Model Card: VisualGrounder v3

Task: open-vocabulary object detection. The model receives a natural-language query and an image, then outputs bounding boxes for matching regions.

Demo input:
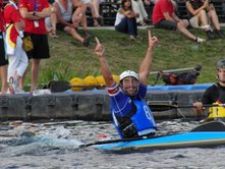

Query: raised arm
[138,30,159,85]
[94,37,115,87]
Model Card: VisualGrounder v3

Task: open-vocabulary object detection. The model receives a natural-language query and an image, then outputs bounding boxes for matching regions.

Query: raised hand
[95,37,105,57]
[148,29,159,49]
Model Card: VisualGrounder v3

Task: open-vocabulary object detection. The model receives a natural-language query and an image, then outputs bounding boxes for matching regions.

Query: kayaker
[94,30,159,139]
[193,59,225,117]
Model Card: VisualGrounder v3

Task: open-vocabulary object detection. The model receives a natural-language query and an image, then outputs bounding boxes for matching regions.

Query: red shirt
[0,0,4,32]
[19,0,49,34]
[4,2,22,44]
[152,0,174,25]
[4,3,22,24]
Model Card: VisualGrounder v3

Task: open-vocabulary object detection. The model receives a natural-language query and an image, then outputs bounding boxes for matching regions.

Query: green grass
[34,28,225,86]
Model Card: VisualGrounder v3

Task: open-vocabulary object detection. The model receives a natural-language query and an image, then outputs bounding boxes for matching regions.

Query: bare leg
[72,5,87,28]
[208,9,221,31]
[81,15,88,33]
[86,2,100,26]
[177,21,198,41]
[20,66,28,90]
[50,12,57,36]
[198,10,210,30]
[0,65,8,94]
[92,0,102,26]
[30,59,40,92]
[93,0,100,16]
[64,26,84,43]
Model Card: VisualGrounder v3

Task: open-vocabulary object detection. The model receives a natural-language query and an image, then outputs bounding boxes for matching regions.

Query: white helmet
[119,70,139,81]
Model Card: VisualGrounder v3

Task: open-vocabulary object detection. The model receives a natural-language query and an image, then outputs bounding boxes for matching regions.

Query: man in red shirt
[19,0,52,92]
[0,0,9,94]
[152,0,205,43]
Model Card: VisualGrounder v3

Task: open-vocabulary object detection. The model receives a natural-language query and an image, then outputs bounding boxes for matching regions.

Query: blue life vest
[131,99,157,136]
[112,99,157,138]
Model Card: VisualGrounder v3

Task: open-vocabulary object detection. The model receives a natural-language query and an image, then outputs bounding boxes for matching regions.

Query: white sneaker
[129,35,136,40]
[196,37,206,43]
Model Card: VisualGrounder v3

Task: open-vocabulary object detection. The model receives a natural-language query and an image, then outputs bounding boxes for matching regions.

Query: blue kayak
[94,121,225,152]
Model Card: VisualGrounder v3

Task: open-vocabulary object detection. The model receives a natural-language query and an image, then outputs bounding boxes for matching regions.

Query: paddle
[148,103,225,112]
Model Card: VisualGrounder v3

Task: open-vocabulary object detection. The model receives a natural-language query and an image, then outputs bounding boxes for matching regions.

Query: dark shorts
[56,22,72,31]
[0,32,8,66]
[25,33,50,59]
[48,0,55,4]
[154,20,177,30]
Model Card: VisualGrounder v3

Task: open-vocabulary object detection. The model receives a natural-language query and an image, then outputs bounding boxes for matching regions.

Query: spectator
[51,0,89,46]
[152,0,205,43]
[131,0,149,25]
[81,0,103,26]
[0,0,9,94]
[186,0,224,39]
[72,0,90,39]
[92,0,104,26]
[19,0,52,92]
[45,0,58,37]
[115,0,138,40]
[4,0,28,94]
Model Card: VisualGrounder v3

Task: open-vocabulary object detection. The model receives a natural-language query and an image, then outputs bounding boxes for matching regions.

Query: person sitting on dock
[94,30,158,139]
[193,59,225,119]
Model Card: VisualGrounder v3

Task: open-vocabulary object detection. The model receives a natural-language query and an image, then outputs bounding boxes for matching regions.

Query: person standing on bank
[19,0,52,92]
[94,30,158,139]
[0,0,9,95]
[4,0,28,94]
[194,59,225,113]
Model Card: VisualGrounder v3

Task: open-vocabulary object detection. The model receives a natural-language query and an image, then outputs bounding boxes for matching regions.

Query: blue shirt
[107,83,147,117]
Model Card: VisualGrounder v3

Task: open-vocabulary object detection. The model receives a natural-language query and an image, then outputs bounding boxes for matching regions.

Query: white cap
[119,70,139,81]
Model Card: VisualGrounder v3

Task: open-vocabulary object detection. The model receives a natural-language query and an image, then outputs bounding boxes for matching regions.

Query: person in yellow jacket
[194,59,225,119]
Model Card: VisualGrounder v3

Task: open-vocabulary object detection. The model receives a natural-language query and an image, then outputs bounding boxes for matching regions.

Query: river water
[0,119,225,169]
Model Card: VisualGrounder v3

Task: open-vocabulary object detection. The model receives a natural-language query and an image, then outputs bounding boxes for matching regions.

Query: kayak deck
[94,121,225,152]
[94,132,225,152]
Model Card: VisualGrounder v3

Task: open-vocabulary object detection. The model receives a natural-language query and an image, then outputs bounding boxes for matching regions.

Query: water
[0,119,225,169]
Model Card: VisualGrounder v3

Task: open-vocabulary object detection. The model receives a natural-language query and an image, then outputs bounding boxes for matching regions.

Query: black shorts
[154,20,177,30]
[0,32,8,66]
[56,22,72,31]
[25,33,50,59]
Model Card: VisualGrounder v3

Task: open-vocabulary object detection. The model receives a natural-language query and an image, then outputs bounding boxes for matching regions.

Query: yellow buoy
[96,75,106,87]
[70,77,85,91]
[83,75,98,87]
[112,74,120,84]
